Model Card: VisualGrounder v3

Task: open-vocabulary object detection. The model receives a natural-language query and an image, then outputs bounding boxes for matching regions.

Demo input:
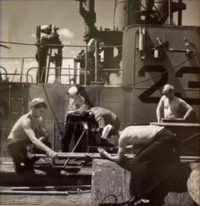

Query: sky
[0,0,115,58]
[0,0,199,82]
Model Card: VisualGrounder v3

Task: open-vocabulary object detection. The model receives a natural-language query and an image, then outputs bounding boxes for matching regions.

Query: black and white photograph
[0,0,200,205]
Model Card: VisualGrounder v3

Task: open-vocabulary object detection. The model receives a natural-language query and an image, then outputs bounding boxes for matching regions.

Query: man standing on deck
[156,84,197,123]
[6,98,57,174]
[36,24,61,83]
[98,125,185,206]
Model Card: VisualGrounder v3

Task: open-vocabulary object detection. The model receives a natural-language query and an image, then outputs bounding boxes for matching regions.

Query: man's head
[67,86,78,97]
[29,98,47,117]
[40,25,52,35]
[162,84,175,98]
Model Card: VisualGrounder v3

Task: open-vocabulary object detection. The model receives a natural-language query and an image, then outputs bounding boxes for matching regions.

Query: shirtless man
[98,125,180,206]
[6,98,57,174]
[156,84,195,122]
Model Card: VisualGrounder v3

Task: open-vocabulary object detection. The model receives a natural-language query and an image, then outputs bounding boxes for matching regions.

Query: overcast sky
[0,0,115,58]
[0,0,199,78]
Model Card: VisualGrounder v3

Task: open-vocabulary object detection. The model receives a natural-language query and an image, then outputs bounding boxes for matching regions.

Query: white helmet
[67,86,78,96]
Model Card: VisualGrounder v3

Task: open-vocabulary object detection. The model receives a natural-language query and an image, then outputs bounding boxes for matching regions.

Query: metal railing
[0,44,122,85]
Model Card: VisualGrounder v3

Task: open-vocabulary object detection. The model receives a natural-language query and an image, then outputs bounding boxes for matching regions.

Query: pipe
[168,0,173,25]
[0,190,91,195]
[33,152,200,162]
[178,0,183,25]
[63,130,86,167]
[11,185,91,191]
[34,152,101,159]
[0,190,69,195]
[94,40,98,82]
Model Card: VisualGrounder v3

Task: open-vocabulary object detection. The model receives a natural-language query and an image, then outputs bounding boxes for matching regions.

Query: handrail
[26,66,80,84]
[0,72,33,83]
[26,67,38,83]
[0,66,8,80]
[1,43,123,85]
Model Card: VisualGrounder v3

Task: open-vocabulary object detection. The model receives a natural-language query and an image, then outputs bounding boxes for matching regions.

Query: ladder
[8,84,25,128]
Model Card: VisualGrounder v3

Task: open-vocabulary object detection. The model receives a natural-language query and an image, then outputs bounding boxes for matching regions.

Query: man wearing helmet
[62,86,89,152]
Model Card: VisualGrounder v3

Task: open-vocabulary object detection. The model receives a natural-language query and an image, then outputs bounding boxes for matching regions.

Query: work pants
[6,138,51,174]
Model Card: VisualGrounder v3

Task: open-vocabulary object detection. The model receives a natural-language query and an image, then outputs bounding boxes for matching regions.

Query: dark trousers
[36,48,48,83]
[121,129,183,205]
[113,117,120,131]
[62,113,113,152]
[6,138,51,174]
[62,121,86,152]
[62,113,98,152]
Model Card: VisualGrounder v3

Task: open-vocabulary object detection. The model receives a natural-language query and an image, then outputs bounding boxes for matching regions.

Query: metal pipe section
[20,58,24,83]
[168,0,173,25]
[0,190,91,195]
[94,40,98,82]
[178,0,183,25]
[114,0,129,31]
[11,185,91,191]
[34,152,200,162]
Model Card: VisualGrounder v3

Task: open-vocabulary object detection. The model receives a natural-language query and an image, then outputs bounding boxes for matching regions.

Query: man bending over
[98,125,186,206]
[6,98,57,174]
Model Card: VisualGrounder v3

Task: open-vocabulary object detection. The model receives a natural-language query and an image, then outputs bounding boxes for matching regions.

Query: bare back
[118,125,164,150]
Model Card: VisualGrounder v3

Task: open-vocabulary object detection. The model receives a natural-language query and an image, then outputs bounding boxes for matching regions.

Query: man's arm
[69,104,89,114]
[98,147,125,164]
[38,116,49,141]
[94,112,106,129]
[67,95,89,115]
[156,96,164,122]
[23,120,56,158]
[179,98,194,120]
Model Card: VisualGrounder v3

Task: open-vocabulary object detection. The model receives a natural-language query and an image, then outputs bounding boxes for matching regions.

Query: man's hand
[97,147,108,159]
[39,136,49,142]
[67,110,75,115]
[48,150,58,159]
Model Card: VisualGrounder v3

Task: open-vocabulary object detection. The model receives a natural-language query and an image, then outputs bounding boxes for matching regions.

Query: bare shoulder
[177,97,187,104]
[13,114,31,130]
[160,95,166,101]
